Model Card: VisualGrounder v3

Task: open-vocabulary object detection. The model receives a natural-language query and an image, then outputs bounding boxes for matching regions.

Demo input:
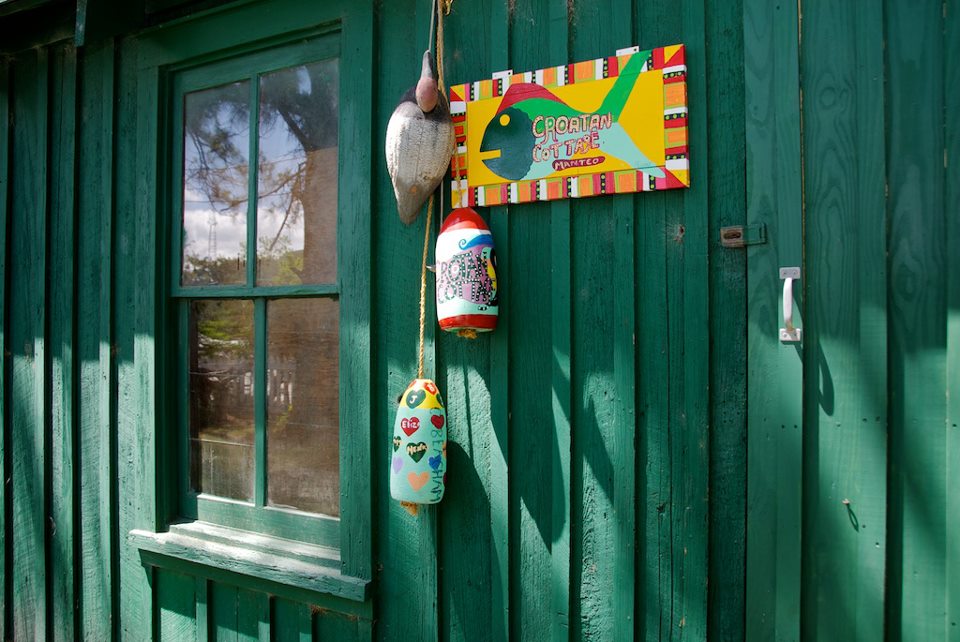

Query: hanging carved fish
[385,50,455,224]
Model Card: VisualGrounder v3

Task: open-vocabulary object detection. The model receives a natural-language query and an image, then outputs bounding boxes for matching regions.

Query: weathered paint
[0,0,956,640]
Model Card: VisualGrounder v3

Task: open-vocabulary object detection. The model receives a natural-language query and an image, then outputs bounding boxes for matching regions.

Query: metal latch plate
[720,223,767,248]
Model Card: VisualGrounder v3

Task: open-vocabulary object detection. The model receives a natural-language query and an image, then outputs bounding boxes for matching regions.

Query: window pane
[266,298,339,515]
[189,299,255,501]
[182,81,250,286]
[257,60,338,286]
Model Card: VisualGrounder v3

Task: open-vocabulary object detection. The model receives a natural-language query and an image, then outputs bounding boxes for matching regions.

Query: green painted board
[10,47,48,642]
[271,598,311,642]
[676,2,711,638]
[743,0,804,640]
[48,41,78,642]
[117,36,160,639]
[77,38,115,641]
[704,0,747,639]
[157,569,197,640]
[435,3,500,641]
[885,1,948,639]
[372,1,441,640]
[946,0,960,636]
[0,54,9,642]
[799,1,887,639]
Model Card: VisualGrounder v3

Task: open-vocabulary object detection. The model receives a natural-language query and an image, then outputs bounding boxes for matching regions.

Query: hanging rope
[417,194,433,379]
[416,0,455,377]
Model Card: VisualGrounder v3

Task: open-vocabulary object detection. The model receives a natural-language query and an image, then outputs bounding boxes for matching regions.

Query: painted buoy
[390,379,446,505]
[435,207,499,334]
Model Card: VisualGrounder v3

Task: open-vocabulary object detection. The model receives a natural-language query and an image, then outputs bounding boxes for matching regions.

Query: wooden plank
[211,581,239,642]
[435,2,496,639]
[10,46,48,642]
[116,36,159,639]
[48,41,79,642]
[0,55,10,642]
[547,0,571,640]
[743,0,804,638]
[946,0,960,635]
[371,1,441,639]
[675,1,711,639]
[338,0,374,581]
[197,576,210,642]
[631,7,677,640]
[130,529,370,602]
[156,569,197,640]
[885,0,948,638]
[798,1,887,639]
[76,38,115,641]
[704,0,748,638]
[497,0,553,639]
[314,609,362,641]
[566,0,636,638]
[236,587,269,642]
[486,2,511,640]
[271,598,311,642]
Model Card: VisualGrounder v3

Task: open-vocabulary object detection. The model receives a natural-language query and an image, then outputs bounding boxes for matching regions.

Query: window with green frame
[170,34,347,547]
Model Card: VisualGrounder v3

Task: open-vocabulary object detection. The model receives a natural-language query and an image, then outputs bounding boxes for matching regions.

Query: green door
[744,1,959,640]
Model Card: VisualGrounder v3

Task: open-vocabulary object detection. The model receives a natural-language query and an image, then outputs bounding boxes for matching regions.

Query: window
[171,37,344,546]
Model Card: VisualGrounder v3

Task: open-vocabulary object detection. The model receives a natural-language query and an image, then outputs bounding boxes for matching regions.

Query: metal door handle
[779,267,801,343]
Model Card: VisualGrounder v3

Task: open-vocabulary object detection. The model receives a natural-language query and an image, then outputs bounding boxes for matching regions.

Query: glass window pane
[257,60,338,286]
[266,298,339,515]
[182,81,250,286]
[189,299,255,501]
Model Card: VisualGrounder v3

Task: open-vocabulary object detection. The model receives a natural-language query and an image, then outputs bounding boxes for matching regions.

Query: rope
[415,0,455,377]
[417,194,433,379]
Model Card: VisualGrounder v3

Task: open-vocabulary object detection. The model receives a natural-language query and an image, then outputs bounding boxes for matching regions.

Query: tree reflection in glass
[181,81,250,286]
[257,60,339,286]
[188,299,255,501]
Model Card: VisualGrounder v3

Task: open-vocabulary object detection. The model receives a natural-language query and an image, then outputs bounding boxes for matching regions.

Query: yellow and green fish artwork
[449,44,689,207]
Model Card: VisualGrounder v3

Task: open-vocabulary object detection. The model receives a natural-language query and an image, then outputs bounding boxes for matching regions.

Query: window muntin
[172,38,342,545]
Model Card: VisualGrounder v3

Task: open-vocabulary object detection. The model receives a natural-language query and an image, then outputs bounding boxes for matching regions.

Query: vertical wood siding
[0,0,955,640]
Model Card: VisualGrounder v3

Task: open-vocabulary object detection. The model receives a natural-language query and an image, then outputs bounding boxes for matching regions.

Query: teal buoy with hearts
[390,378,447,504]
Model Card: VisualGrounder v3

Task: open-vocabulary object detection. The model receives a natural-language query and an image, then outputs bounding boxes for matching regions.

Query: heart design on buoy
[408,471,429,491]
[428,454,442,470]
[406,442,428,463]
[405,389,426,408]
[401,417,421,437]
[393,436,402,451]
[431,414,445,429]
[392,456,403,474]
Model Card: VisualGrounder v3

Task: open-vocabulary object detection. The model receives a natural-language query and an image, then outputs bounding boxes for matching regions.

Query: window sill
[129,521,371,603]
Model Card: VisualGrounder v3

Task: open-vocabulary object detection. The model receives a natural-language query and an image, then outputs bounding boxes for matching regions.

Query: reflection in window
[266,298,339,515]
[257,60,339,286]
[181,81,250,286]
[188,299,255,501]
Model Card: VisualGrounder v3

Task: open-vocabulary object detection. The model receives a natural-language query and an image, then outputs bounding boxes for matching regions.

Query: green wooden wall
[0,0,956,640]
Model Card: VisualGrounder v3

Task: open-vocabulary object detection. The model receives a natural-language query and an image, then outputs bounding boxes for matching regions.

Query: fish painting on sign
[435,207,498,337]
[449,44,689,207]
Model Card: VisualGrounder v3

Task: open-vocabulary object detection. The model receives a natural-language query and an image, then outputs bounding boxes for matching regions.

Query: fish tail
[597,51,646,119]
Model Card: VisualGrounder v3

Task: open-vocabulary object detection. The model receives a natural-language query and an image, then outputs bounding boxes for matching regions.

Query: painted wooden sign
[449,44,689,207]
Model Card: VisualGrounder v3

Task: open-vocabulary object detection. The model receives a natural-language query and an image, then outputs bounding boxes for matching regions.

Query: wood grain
[10,47,48,642]
[885,1,948,639]
[704,0,748,638]
[48,41,79,642]
[743,0,804,639]
[800,1,887,639]
[0,55,10,642]
[77,38,115,641]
